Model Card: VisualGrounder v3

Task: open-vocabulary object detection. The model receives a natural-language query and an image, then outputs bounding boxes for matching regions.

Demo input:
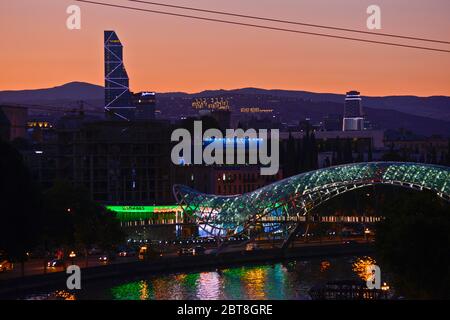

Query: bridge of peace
[174,162,450,247]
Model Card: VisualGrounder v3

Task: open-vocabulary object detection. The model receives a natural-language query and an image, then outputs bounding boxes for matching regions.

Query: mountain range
[1,82,449,136]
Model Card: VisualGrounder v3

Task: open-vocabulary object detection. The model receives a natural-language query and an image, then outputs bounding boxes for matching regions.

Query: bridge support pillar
[281,215,311,250]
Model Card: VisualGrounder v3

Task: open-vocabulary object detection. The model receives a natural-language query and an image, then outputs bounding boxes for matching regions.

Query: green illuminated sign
[106,205,182,213]
[105,205,194,222]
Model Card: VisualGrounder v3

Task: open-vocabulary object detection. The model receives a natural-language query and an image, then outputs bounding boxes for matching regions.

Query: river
[22,255,393,300]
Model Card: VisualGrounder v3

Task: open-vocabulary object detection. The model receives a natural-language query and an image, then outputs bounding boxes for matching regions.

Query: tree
[44,180,125,266]
[309,132,318,170]
[367,141,373,162]
[381,143,405,161]
[333,137,343,165]
[42,180,76,251]
[376,189,450,299]
[343,139,353,163]
[97,209,125,252]
[285,132,296,177]
[447,139,450,165]
[0,139,43,275]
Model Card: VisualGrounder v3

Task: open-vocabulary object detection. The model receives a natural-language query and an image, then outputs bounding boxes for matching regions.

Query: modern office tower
[342,91,364,131]
[104,31,134,120]
[132,92,156,120]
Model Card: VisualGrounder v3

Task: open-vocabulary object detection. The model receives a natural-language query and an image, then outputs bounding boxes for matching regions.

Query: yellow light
[54,290,76,300]
[352,257,376,281]
[381,282,390,291]
[320,261,331,272]
[175,274,187,281]
[139,280,149,300]
[242,268,268,299]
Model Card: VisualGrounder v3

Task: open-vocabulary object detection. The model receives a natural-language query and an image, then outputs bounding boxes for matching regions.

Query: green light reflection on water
[109,256,377,300]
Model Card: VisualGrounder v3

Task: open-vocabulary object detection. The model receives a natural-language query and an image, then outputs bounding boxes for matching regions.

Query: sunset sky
[1,0,449,96]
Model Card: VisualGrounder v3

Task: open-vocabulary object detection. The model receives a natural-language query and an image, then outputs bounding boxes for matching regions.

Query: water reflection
[106,256,371,300]
[22,255,389,300]
[111,281,147,300]
[140,281,149,300]
[24,290,76,300]
[196,272,221,300]
[242,267,268,299]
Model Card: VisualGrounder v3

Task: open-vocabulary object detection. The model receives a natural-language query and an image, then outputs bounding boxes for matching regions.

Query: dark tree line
[0,139,43,272]
[281,128,318,178]
[0,139,124,269]
[375,187,450,299]
[309,183,450,299]
[382,138,450,165]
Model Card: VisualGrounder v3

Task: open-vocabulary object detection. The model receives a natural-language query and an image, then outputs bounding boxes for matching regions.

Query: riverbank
[0,242,374,298]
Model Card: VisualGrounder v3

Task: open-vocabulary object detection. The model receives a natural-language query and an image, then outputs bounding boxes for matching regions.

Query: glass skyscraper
[104,31,134,120]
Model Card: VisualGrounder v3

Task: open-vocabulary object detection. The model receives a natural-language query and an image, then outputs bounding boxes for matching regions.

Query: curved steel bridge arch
[173,162,450,238]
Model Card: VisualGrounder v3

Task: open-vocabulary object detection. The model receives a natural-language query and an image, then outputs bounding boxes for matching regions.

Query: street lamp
[69,251,76,265]
[364,228,371,242]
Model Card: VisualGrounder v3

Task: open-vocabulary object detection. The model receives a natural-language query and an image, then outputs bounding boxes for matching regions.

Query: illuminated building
[28,120,53,129]
[342,91,364,131]
[104,31,157,121]
[106,205,185,225]
[171,165,281,196]
[192,97,230,111]
[171,135,282,195]
[240,107,274,113]
[104,31,134,120]
[106,205,197,240]
[214,167,282,195]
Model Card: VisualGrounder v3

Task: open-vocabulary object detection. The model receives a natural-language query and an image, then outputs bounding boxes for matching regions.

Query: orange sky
[1,0,449,96]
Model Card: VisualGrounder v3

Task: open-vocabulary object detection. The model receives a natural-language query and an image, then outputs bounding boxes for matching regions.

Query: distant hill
[1,82,449,136]
[0,82,103,102]
[0,82,104,113]
[174,87,450,122]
